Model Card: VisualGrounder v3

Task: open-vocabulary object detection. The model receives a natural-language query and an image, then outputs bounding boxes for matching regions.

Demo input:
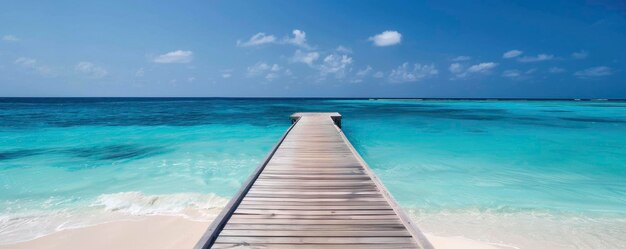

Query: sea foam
[94,192,228,220]
[0,192,228,245]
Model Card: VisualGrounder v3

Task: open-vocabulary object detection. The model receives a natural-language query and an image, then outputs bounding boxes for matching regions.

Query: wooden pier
[195,113,433,249]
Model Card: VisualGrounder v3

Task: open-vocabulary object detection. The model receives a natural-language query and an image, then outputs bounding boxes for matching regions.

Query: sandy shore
[426,234,510,249]
[0,216,210,249]
[0,216,503,249]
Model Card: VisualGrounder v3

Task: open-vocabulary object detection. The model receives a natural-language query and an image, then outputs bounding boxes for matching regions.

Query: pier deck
[195,113,432,249]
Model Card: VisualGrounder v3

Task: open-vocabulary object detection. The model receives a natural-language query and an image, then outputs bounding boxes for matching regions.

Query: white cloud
[319,54,353,78]
[350,65,374,83]
[236,32,276,47]
[2,35,19,42]
[291,50,320,66]
[336,46,352,54]
[283,29,309,48]
[517,54,554,63]
[502,68,539,80]
[373,71,384,78]
[502,69,521,78]
[574,66,612,78]
[291,48,355,80]
[448,63,463,74]
[247,62,272,76]
[153,50,193,63]
[549,67,566,73]
[247,62,286,81]
[237,29,310,48]
[187,77,195,82]
[571,50,588,59]
[14,57,36,67]
[75,62,108,78]
[450,62,497,79]
[503,50,523,59]
[356,66,373,77]
[369,31,402,47]
[14,57,53,76]
[451,56,471,61]
[388,63,438,83]
[265,72,280,81]
[467,62,498,73]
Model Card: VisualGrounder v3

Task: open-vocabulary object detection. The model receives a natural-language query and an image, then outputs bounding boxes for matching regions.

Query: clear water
[1,98,625,248]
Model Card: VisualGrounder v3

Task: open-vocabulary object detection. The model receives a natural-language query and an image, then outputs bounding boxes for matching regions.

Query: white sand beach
[0,216,209,249]
[0,215,502,249]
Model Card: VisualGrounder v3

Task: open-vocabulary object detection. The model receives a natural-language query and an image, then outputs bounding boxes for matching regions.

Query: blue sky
[1,0,625,98]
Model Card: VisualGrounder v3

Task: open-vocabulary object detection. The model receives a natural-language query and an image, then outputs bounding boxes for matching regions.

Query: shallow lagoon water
[1,98,625,248]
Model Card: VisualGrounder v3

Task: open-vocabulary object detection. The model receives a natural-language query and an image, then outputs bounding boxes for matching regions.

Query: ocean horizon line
[1,97,625,102]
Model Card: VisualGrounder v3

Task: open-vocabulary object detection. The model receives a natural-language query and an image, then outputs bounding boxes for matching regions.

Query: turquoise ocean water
[1,98,625,248]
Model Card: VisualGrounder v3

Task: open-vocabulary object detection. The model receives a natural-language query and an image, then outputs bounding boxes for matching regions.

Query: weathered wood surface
[195,113,432,249]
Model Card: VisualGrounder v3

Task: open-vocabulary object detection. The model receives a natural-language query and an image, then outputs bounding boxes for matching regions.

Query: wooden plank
[247,190,380,195]
[239,201,391,207]
[248,186,379,191]
[252,180,377,185]
[247,187,379,192]
[242,197,388,202]
[246,191,382,195]
[262,170,366,174]
[250,184,378,189]
[223,223,407,230]
[236,205,393,210]
[215,237,416,244]
[212,243,419,249]
[230,214,401,220]
[244,195,384,200]
[218,230,411,237]
[258,174,371,179]
[234,209,396,215]
[222,224,408,231]
[225,218,403,225]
